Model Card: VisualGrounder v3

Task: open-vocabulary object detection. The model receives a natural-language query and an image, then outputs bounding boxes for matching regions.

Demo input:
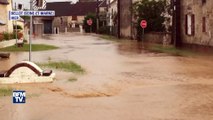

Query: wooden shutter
[202,17,206,32]
[191,14,195,35]
[185,14,188,35]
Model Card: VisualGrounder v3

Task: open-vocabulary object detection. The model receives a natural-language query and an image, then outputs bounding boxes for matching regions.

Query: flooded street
[0,33,213,120]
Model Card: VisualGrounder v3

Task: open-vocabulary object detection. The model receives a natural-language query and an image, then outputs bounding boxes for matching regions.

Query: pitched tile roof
[46,1,103,17]
[0,0,9,4]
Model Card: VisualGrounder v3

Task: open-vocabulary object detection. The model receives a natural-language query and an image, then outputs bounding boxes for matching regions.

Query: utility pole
[172,0,181,47]
[15,2,18,45]
[171,0,174,44]
[117,0,120,39]
[29,0,33,61]
[96,0,99,33]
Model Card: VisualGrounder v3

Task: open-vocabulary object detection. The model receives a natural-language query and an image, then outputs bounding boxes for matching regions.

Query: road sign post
[140,20,147,41]
[87,19,93,33]
[9,9,55,61]
[9,0,52,61]
[29,0,33,61]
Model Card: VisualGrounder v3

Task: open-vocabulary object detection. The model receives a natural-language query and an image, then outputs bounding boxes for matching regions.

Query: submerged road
[0,33,213,120]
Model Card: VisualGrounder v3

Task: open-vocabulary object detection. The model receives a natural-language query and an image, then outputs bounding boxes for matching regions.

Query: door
[44,20,52,34]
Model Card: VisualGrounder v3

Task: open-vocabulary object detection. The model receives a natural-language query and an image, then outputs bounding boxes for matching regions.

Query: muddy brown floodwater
[0,33,213,120]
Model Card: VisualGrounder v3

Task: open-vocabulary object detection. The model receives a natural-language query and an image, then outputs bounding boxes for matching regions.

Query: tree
[83,13,97,33]
[131,0,170,39]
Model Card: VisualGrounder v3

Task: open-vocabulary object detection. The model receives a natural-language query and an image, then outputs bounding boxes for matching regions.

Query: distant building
[33,0,107,35]
[180,0,213,46]
[107,0,117,35]
[0,0,13,33]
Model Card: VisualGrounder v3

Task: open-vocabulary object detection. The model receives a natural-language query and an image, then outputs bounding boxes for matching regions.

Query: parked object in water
[0,53,10,58]
[0,61,55,84]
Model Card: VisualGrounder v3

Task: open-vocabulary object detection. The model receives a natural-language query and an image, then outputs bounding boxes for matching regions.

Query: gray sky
[13,0,78,9]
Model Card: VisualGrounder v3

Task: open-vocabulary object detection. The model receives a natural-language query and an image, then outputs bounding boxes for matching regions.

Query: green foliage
[100,35,119,42]
[0,32,16,41]
[38,61,85,73]
[68,77,78,82]
[83,13,97,33]
[21,16,30,20]
[3,32,10,40]
[13,25,23,30]
[131,0,169,39]
[0,88,13,97]
[148,44,196,56]
[0,44,59,52]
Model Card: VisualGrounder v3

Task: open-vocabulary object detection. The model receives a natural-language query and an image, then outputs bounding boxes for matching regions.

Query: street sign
[9,15,20,20]
[9,11,55,21]
[9,11,55,17]
[87,19,93,26]
[140,20,147,29]
[8,10,55,62]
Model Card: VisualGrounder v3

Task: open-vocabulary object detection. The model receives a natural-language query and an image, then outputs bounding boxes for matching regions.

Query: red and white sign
[140,20,147,29]
[87,19,93,26]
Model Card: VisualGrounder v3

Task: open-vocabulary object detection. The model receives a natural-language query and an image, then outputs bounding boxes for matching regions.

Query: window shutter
[202,17,206,32]
[191,14,195,35]
[185,14,188,35]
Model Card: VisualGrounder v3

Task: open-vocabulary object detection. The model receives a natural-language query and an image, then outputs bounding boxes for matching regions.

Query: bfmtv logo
[13,91,26,104]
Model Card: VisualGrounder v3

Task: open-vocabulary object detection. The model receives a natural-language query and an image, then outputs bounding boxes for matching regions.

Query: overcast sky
[13,0,78,9]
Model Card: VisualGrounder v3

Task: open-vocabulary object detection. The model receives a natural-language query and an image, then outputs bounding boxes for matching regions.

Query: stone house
[180,0,213,46]
[107,0,172,40]
[107,0,132,38]
[0,0,13,33]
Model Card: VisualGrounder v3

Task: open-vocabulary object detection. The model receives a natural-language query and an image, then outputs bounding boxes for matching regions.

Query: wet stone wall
[181,0,213,46]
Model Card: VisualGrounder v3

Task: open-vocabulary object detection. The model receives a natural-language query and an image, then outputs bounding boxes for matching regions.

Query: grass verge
[0,88,13,97]
[148,44,196,56]
[0,44,59,52]
[100,35,120,42]
[37,61,85,73]
[68,77,78,82]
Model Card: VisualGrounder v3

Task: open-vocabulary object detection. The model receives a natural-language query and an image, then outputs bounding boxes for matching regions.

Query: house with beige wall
[180,0,213,46]
[0,0,13,33]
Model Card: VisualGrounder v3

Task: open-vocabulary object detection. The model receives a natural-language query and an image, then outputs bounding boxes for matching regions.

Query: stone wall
[181,0,213,46]
[144,32,171,44]
[120,0,132,38]
[52,16,84,33]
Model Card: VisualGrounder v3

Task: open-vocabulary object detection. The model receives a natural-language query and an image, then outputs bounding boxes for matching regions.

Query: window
[60,17,63,24]
[18,4,23,10]
[72,16,77,21]
[202,17,206,32]
[36,0,43,7]
[185,14,195,36]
